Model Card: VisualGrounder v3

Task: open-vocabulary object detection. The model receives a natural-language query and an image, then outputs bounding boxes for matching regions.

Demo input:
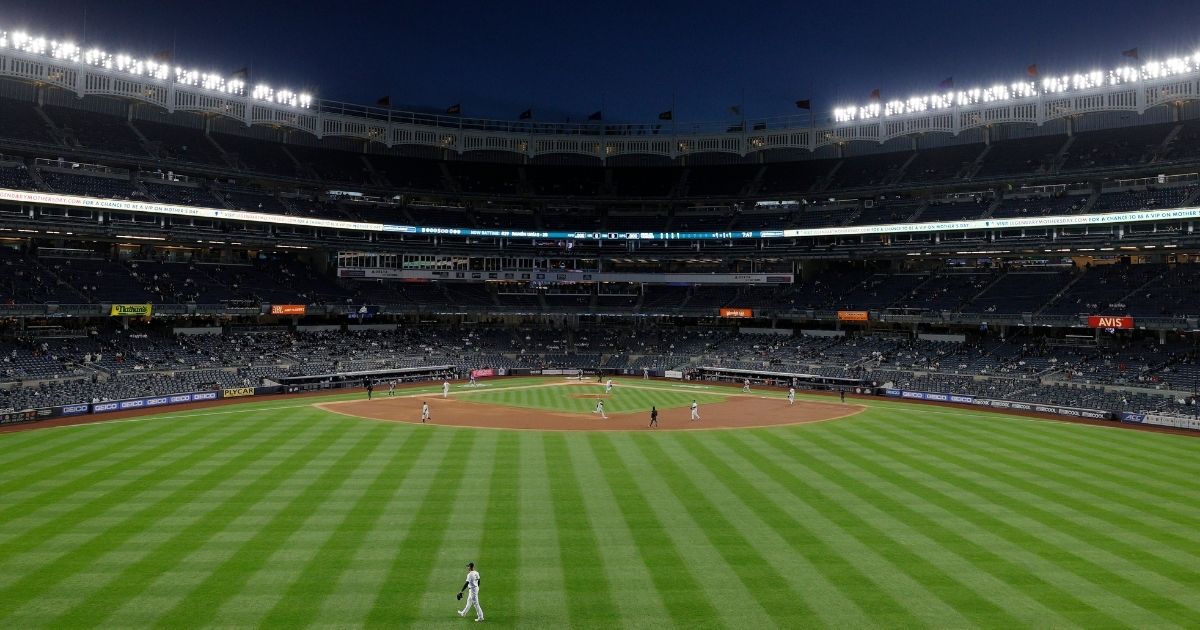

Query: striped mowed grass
[0,378,1197,629]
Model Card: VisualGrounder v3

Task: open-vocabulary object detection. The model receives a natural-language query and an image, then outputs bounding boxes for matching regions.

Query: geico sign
[1087,315,1134,329]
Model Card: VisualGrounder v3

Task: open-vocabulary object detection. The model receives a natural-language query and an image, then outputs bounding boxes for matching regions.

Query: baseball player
[366,380,374,400]
[690,399,700,422]
[388,380,396,397]
[605,378,613,394]
[840,389,846,403]
[649,406,658,428]
[469,374,477,387]
[421,401,431,423]
[457,562,483,622]
[443,380,450,399]
[788,387,795,405]
[742,378,751,393]
[594,399,607,419]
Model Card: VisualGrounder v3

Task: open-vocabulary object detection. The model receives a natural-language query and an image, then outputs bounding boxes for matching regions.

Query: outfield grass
[0,378,1198,629]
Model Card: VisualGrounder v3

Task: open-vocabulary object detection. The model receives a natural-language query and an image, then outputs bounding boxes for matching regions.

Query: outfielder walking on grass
[457,562,483,622]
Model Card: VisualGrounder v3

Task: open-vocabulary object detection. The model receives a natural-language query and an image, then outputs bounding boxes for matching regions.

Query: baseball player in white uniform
[594,399,607,419]
[421,401,431,423]
[787,387,795,405]
[443,380,450,398]
[742,378,751,393]
[690,399,700,421]
[457,562,483,621]
[605,378,613,394]
[388,380,396,397]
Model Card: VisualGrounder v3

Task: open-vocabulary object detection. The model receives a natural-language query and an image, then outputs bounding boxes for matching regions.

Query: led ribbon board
[2,188,1198,241]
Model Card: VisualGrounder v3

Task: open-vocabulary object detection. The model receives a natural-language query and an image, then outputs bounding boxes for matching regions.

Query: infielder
[388,380,396,397]
[443,380,450,398]
[649,406,658,428]
[605,378,613,394]
[788,387,795,405]
[421,401,431,423]
[457,562,483,622]
[366,381,374,400]
[742,378,751,393]
[594,399,607,419]
[690,399,700,421]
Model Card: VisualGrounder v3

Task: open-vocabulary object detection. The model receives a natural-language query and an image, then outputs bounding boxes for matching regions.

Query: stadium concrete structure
[4,23,1200,630]
[1,22,1200,431]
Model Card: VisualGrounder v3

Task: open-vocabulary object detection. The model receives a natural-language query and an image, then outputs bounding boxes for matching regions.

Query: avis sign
[1087,315,1134,329]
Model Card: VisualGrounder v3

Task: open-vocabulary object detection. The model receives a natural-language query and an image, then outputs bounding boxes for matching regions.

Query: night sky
[3,0,1199,123]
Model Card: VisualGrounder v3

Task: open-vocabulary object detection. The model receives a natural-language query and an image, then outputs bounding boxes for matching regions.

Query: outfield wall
[883,388,1113,420]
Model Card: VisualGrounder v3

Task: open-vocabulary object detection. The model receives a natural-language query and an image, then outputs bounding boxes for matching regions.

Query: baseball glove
[456,592,463,600]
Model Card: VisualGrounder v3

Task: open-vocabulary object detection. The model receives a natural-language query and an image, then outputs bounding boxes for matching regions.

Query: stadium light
[0,24,312,108]
[833,52,1200,123]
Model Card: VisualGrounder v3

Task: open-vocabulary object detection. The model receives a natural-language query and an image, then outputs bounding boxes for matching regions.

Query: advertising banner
[719,308,754,318]
[110,303,153,317]
[222,387,256,398]
[1087,315,1134,329]
[271,304,307,316]
[91,390,219,415]
[470,368,496,379]
[888,389,1110,419]
[837,310,869,322]
[1121,411,1200,430]
[0,409,41,425]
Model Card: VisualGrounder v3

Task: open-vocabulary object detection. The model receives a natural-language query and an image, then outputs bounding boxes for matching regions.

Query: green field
[456,378,728,414]
[0,377,1198,629]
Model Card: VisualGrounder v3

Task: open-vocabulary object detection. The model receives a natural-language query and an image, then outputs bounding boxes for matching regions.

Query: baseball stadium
[1,4,1200,628]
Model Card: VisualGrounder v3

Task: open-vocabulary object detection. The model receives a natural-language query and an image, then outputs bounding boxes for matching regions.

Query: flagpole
[741,87,746,129]
[671,90,676,138]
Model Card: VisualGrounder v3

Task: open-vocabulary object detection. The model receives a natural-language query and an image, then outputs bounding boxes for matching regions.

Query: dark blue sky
[4,0,1199,122]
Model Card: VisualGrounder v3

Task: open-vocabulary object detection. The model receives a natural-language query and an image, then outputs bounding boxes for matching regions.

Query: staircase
[360,155,389,187]
[280,145,316,179]
[901,200,931,222]
[1046,136,1075,174]
[1153,124,1184,163]
[813,160,843,192]
[671,169,690,198]
[743,165,767,196]
[202,134,241,169]
[960,144,992,179]
[33,106,70,146]
[889,152,920,185]
[1034,269,1088,316]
